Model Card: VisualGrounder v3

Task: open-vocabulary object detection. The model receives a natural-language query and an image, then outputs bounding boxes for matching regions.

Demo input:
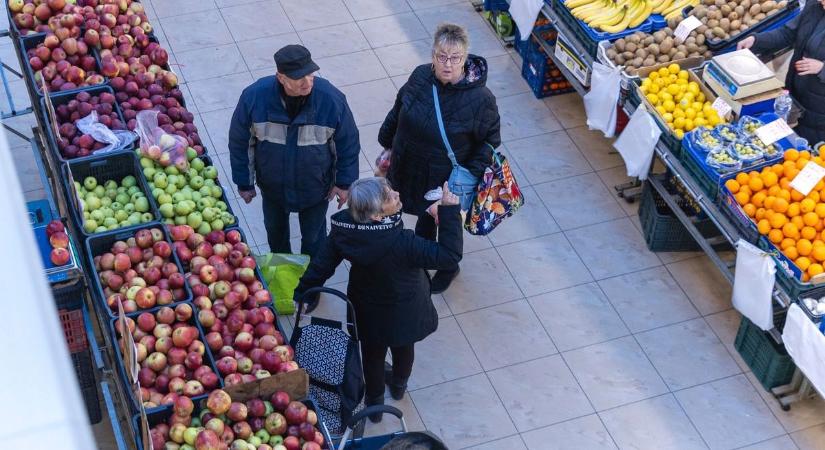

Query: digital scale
[702,49,785,116]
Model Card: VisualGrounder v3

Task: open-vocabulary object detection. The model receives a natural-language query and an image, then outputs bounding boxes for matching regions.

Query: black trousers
[261,194,328,257]
[361,341,415,399]
[415,211,459,273]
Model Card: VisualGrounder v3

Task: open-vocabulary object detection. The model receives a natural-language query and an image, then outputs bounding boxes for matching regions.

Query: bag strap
[432,84,459,168]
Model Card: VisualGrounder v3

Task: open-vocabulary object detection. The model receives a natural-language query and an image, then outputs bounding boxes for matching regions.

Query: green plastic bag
[255,253,311,315]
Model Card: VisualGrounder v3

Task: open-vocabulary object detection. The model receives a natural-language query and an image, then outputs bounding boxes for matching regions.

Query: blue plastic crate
[555,0,652,47]
[483,0,510,11]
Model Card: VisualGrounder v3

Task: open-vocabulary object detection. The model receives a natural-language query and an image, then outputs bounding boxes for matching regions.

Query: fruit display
[725,148,825,281]
[91,226,189,314]
[605,24,711,73]
[566,0,698,33]
[142,152,236,233]
[691,0,789,42]
[639,63,725,139]
[9,0,77,36]
[738,116,780,156]
[73,174,154,233]
[52,89,128,159]
[706,149,740,171]
[144,389,327,450]
[46,219,71,266]
[26,30,105,94]
[685,117,784,172]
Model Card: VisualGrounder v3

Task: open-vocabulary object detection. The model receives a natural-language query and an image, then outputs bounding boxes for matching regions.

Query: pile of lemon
[639,64,725,140]
[726,149,825,281]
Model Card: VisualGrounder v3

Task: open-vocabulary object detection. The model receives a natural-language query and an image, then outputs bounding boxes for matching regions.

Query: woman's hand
[796,58,825,76]
[737,36,756,50]
[441,182,459,206]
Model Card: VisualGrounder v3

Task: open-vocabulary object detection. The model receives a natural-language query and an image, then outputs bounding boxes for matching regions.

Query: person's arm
[333,101,360,190]
[294,236,343,299]
[228,89,256,197]
[465,95,501,178]
[378,83,406,149]
[749,8,801,55]
[403,184,463,270]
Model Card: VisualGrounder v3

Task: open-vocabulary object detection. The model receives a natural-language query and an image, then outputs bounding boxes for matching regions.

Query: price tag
[711,97,732,119]
[674,16,702,42]
[790,161,825,196]
[755,119,794,145]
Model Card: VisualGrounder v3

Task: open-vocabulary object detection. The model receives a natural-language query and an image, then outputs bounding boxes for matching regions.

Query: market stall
[502,0,823,409]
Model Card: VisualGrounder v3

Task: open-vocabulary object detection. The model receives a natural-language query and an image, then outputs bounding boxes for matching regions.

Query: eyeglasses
[435,54,464,65]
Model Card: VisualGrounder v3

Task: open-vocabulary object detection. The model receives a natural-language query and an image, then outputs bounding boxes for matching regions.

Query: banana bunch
[566,0,698,32]
[657,0,700,19]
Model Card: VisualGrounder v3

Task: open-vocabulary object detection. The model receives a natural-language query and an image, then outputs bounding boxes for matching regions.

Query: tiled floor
[4,1,825,448]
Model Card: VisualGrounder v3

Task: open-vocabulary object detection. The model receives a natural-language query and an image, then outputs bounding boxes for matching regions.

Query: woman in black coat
[739,0,825,144]
[378,22,501,294]
[294,177,463,422]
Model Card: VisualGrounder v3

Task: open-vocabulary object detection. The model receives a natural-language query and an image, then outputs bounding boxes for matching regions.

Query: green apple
[165,184,178,195]
[110,201,122,211]
[100,197,112,208]
[124,203,135,214]
[165,166,179,176]
[249,436,262,447]
[90,210,105,222]
[167,174,179,187]
[176,175,187,189]
[117,186,127,194]
[197,222,211,235]
[93,185,106,197]
[269,435,283,446]
[85,195,101,211]
[122,175,137,188]
[83,211,90,220]
[103,217,118,228]
[143,167,156,179]
[189,175,205,190]
[96,225,108,233]
[203,166,218,180]
[210,219,224,231]
[128,213,142,225]
[83,219,98,233]
[164,218,175,225]
[199,186,212,197]
[210,186,223,199]
[175,215,187,225]
[202,207,217,222]
[151,188,163,199]
[140,213,152,222]
[135,197,150,213]
[254,430,270,443]
[83,176,98,191]
[115,210,128,222]
[216,201,227,212]
[116,193,130,204]
[153,173,168,189]
[204,179,216,187]
[140,157,154,169]
[158,193,173,205]
[186,147,198,161]
[106,189,118,200]
[222,212,236,225]
[187,211,203,229]
[190,418,201,428]
[130,192,143,204]
[102,208,114,219]
[159,203,175,218]
[183,427,199,446]
[191,191,202,203]
[174,202,192,216]
[191,158,205,171]
[127,186,140,196]
[172,192,186,204]
[180,445,194,450]
[181,190,193,202]
[104,180,117,190]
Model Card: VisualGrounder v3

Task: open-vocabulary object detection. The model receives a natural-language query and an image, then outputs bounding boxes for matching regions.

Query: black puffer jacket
[379,56,501,215]
[752,2,825,143]
[294,205,463,347]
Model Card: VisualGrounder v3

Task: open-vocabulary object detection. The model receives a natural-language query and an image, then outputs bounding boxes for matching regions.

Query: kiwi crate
[734,316,796,391]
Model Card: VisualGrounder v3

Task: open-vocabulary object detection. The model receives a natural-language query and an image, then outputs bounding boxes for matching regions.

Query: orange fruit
[725,179,740,193]
[785,247,799,260]
[813,246,825,262]
[796,158,809,170]
[809,263,824,277]
[757,219,772,235]
[778,189,791,202]
[800,150,812,160]
[771,164,785,176]
[791,189,805,202]
[786,168,799,181]
[761,171,778,188]
[784,148,800,161]
[770,213,788,229]
[796,256,812,271]
[787,202,801,217]
[816,204,825,218]
[751,192,766,208]
[802,226,818,240]
[820,229,825,241]
[804,212,820,227]
[769,229,784,244]
[783,222,800,239]
[792,216,805,230]
[735,172,750,186]
[768,185,782,197]
[743,203,757,217]
[780,178,792,190]
[809,191,821,203]
[748,177,764,192]
[801,199,816,213]
[798,239,813,256]
[772,197,789,213]
[803,273,812,282]
[816,179,825,191]
[780,237,796,250]
[755,208,767,220]
[735,191,750,206]
[740,186,752,197]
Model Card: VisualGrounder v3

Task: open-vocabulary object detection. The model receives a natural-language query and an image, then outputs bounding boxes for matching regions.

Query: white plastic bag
[135,110,190,171]
[75,111,136,154]
[782,304,825,395]
[509,0,544,40]
[732,240,776,331]
[584,62,622,137]
[613,107,660,180]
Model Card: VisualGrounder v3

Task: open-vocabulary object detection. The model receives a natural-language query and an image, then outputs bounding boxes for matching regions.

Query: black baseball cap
[274,45,319,79]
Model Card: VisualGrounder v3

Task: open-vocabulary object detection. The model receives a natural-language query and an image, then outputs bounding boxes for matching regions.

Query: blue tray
[28,199,83,282]
[560,0,653,42]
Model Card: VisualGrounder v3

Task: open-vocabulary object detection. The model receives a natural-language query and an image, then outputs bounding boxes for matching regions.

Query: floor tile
[344,0,411,20]
[0,41,22,73]
[534,173,626,231]
[373,39,432,77]
[200,107,234,155]
[600,394,708,450]
[465,26,510,58]
[187,72,253,114]
[494,144,529,187]
[315,50,387,87]
[520,414,617,450]
[741,436,799,450]
[529,283,630,352]
[744,371,825,434]
[543,93,586,129]
[364,395,426,436]
[221,1,293,41]
[390,73,411,90]
[358,12,428,48]
[357,122,384,170]
[676,375,786,450]
[636,318,741,390]
[566,218,662,280]
[463,232,493,254]
[566,126,623,171]
[299,22,370,59]
[151,0,216,18]
[457,300,557,372]
[411,373,516,449]
[414,2,487,33]
[160,10,234,53]
[174,44,249,82]
[467,435,527,450]
[237,33,302,71]
[497,92,562,141]
[11,144,43,193]
[407,0,466,9]
[281,0,353,31]
[441,248,522,314]
[599,266,699,333]
[704,309,749,372]
[498,233,593,297]
[431,294,452,318]
[487,187,559,246]
[506,131,593,185]
[0,79,29,112]
[407,316,482,390]
[667,256,733,316]
[598,165,640,216]
[484,54,530,99]
[563,336,668,411]
[791,424,825,450]
[489,355,593,432]
[339,78,397,125]
[229,194,269,249]
[215,0,258,6]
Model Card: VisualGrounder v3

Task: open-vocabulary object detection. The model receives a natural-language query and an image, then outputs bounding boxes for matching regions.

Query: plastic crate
[756,237,821,300]
[483,0,510,11]
[19,33,105,97]
[520,33,575,98]
[72,347,102,424]
[553,0,652,58]
[638,181,717,252]
[64,151,161,238]
[84,223,192,318]
[41,85,135,164]
[734,316,796,391]
[797,285,825,322]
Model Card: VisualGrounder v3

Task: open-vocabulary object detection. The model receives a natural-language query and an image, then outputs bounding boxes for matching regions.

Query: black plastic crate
[64,151,161,238]
[680,145,722,203]
[41,85,135,164]
[52,276,85,310]
[84,222,192,318]
[734,316,796,391]
[19,33,105,97]
[72,347,102,423]
[639,181,714,252]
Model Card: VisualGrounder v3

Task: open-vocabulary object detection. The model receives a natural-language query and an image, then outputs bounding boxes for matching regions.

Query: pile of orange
[725,148,825,282]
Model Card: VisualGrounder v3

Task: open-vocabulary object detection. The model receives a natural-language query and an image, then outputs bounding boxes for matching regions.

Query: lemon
[647,94,658,105]
[667,84,680,95]
[663,112,674,123]
[694,117,706,127]
[685,108,697,119]
[684,118,695,131]
[674,117,686,129]
[675,129,685,139]
[658,68,670,78]
[649,72,660,81]
[673,109,686,119]
[648,83,660,94]
[692,101,704,111]
[678,71,689,80]
[668,63,680,74]
[663,100,676,112]
[656,105,667,116]
[697,92,706,103]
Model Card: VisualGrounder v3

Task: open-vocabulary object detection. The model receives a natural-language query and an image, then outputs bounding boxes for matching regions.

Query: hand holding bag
[433,84,478,211]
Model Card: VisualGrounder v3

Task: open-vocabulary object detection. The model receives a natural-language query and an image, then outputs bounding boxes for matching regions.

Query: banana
[629,0,654,27]
[598,6,632,32]
[652,0,674,13]
[662,0,691,16]
[590,7,625,26]
[565,0,598,9]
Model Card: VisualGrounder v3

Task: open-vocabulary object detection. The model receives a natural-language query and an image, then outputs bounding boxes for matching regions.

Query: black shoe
[384,362,408,401]
[303,293,320,314]
[365,395,384,423]
[430,267,460,294]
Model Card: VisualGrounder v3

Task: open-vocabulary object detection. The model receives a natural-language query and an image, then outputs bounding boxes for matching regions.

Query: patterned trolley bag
[291,287,365,437]
[465,150,525,235]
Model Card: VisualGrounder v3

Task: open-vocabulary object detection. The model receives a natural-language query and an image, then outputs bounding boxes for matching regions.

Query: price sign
[674,16,702,43]
[711,97,732,119]
[755,119,794,145]
[790,161,825,196]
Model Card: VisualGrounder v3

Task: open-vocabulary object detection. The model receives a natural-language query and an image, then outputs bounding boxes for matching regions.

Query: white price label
[755,119,794,145]
[790,161,825,196]
[711,97,732,118]
[674,16,702,43]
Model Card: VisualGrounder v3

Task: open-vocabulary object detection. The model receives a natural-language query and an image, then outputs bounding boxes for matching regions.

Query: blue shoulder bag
[433,84,478,211]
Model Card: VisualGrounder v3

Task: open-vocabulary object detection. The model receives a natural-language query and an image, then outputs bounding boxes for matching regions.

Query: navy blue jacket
[228,76,360,211]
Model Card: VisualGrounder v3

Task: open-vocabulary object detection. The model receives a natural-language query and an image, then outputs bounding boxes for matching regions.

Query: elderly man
[228,44,360,310]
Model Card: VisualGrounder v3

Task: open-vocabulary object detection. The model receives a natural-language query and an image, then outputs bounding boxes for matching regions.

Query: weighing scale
[703,49,784,100]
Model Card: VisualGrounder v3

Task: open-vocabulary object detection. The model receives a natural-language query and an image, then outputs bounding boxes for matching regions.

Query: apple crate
[65,151,162,239]
[132,397,334,450]
[84,222,192,319]
[41,85,135,164]
[222,226,272,296]
[19,32,106,98]
[109,301,223,414]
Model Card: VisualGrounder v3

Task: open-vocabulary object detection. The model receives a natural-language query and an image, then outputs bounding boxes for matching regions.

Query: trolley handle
[337,405,408,450]
[294,286,359,341]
